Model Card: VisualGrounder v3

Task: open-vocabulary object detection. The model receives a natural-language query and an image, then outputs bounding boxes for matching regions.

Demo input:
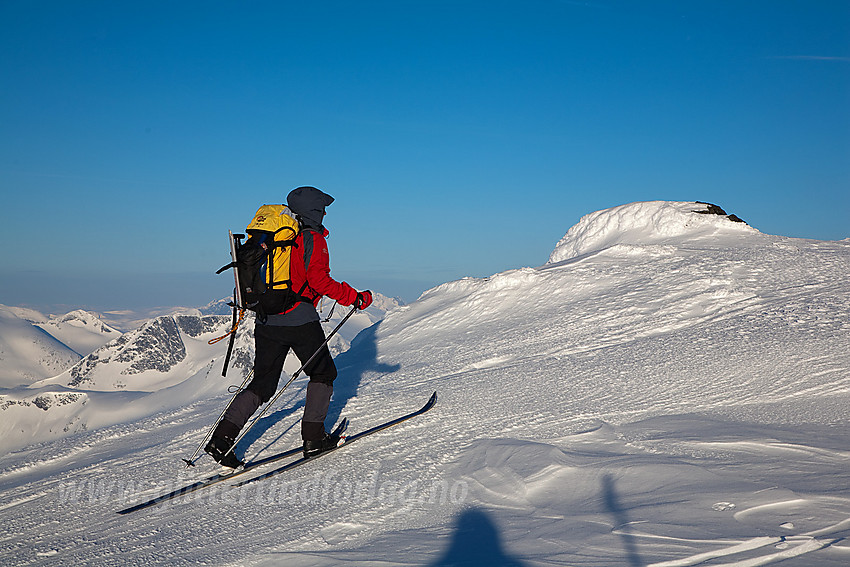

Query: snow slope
[36,310,119,356]
[0,201,848,566]
[0,307,119,388]
[0,306,81,388]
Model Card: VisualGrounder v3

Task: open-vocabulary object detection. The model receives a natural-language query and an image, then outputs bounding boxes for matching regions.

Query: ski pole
[182,368,254,467]
[221,304,360,460]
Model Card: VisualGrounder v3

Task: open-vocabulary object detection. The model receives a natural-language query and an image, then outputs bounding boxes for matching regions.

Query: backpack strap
[291,230,317,305]
[262,227,299,289]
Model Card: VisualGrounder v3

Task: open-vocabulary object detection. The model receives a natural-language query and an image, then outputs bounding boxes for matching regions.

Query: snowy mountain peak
[112,316,187,374]
[548,201,756,264]
[37,309,119,357]
[51,309,110,328]
[64,315,195,389]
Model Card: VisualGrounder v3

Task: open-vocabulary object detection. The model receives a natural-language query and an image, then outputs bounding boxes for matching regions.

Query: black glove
[354,290,373,310]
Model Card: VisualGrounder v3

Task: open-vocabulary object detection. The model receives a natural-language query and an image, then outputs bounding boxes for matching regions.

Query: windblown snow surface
[1,201,848,566]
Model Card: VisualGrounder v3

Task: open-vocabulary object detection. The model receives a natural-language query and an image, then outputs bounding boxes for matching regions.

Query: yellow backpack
[218,204,303,319]
[245,204,300,291]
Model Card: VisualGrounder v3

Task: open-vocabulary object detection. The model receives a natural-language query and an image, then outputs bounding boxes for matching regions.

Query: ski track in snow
[1,202,849,566]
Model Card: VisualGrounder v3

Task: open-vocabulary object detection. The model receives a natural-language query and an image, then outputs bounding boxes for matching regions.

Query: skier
[205,186,372,467]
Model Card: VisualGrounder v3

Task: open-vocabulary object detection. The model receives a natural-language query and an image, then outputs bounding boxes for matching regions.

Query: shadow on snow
[235,320,399,458]
[429,507,527,567]
[602,473,644,567]
[325,321,400,429]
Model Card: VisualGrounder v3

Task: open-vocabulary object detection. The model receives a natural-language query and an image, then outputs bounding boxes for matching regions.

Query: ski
[234,391,437,488]
[117,419,348,514]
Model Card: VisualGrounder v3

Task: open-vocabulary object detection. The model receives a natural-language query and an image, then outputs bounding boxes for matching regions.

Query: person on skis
[205,186,372,467]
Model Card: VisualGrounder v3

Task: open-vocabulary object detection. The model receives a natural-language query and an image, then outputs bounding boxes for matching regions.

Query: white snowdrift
[548,200,755,263]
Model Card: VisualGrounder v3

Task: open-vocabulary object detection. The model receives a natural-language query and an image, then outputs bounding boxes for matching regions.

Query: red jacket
[289,228,358,308]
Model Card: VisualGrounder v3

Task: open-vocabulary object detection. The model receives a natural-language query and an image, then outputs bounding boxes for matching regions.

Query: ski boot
[204,436,244,469]
[303,430,343,459]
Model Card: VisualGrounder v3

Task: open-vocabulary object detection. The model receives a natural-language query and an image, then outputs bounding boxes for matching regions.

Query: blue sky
[1,1,848,312]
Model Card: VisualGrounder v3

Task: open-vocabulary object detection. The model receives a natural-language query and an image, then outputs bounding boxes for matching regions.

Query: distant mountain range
[0,306,118,388]
[0,294,400,453]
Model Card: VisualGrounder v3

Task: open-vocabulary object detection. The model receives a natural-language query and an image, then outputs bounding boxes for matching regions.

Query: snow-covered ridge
[0,306,81,388]
[0,306,120,389]
[548,200,756,263]
[36,309,118,357]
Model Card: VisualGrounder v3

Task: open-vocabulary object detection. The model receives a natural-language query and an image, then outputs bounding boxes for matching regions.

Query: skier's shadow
[429,507,527,566]
[324,321,400,428]
[236,320,398,458]
[237,397,305,459]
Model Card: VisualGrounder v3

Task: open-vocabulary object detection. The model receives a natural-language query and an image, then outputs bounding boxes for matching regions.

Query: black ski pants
[221,320,337,441]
